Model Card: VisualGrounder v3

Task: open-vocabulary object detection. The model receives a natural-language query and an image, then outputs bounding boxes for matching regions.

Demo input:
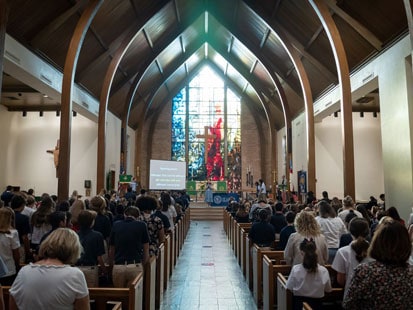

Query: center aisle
[160,220,257,310]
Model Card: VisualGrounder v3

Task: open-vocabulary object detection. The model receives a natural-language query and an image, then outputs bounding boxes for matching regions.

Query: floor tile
[160,220,257,310]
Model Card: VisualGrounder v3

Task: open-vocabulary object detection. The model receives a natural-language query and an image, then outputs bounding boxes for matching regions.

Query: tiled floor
[160,220,257,310]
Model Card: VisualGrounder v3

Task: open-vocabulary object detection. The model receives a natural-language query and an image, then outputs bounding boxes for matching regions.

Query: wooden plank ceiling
[1,0,408,129]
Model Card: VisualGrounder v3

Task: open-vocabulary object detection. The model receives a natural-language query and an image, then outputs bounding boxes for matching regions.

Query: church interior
[0,0,413,215]
[0,0,412,219]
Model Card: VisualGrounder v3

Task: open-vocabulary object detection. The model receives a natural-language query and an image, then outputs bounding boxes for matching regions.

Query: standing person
[136,196,165,257]
[204,182,213,206]
[124,186,136,205]
[76,210,106,287]
[320,191,331,203]
[286,239,332,310]
[30,196,55,255]
[1,186,13,207]
[9,228,90,309]
[315,201,347,263]
[255,182,260,198]
[160,192,177,231]
[248,209,275,249]
[284,211,329,266]
[89,196,112,242]
[338,196,363,223]
[109,206,150,288]
[277,211,296,250]
[0,207,20,286]
[269,202,287,240]
[259,179,267,196]
[343,220,413,309]
[10,195,31,264]
[332,217,372,297]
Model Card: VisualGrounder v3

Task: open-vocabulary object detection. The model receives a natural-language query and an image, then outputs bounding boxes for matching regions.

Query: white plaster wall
[0,106,129,199]
[376,36,413,221]
[290,113,308,194]
[315,113,384,200]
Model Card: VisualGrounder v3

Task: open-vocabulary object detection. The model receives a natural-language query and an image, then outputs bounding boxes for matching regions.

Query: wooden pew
[2,272,145,310]
[155,243,165,309]
[276,270,344,310]
[239,225,251,280]
[89,272,144,310]
[163,234,171,290]
[143,256,156,310]
[236,222,251,265]
[107,301,123,309]
[169,229,175,276]
[252,247,284,307]
[262,254,291,310]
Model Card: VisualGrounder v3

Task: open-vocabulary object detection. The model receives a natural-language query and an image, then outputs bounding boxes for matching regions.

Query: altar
[186,180,227,204]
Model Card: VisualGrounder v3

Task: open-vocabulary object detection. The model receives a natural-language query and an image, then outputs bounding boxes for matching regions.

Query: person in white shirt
[337,195,363,223]
[259,179,267,196]
[332,217,373,297]
[286,238,332,309]
[316,201,347,263]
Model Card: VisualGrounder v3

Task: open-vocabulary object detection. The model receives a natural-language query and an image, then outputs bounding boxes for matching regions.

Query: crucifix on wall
[46,139,60,178]
[196,126,216,166]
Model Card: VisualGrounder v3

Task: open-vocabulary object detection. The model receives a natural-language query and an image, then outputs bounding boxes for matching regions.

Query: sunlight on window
[172,65,242,191]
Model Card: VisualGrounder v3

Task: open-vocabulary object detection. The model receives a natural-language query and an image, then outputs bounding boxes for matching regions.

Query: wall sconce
[72,111,77,117]
[56,110,60,117]
[22,111,27,117]
[360,112,364,118]
[39,111,44,117]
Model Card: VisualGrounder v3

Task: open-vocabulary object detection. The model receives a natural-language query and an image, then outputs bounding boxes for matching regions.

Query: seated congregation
[225,191,413,310]
[0,187,190,310]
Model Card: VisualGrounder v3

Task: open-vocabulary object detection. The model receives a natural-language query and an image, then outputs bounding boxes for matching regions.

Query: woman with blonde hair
[284,211,328,265]
[89,196,111,241]
[69,199,85,232]
[9,228,89,309]
[0,207,20,285]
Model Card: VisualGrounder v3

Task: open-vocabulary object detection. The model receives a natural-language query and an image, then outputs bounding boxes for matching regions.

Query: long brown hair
[300,238,318,273]
[349,217,370,262]
[369,220,411,266]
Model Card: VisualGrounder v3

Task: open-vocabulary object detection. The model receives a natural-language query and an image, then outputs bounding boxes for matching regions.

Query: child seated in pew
[332,217,372,297]
[286,238,332,310]
[248,209,275,249]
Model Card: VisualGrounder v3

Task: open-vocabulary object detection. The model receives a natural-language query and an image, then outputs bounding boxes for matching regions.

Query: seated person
[286,239,332,310]
[277,211,296,250]
[9,228,89,309]
[248,209,275,248]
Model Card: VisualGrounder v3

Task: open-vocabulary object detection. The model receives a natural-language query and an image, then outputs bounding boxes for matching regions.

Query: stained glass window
[171,66,241,191]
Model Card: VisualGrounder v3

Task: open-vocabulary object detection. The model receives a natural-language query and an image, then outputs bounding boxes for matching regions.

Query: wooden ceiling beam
[211,14,302,96]
[110,10,204,97]
[31,0,88,47]
[271,0,282,19]
[324,0,382,50]
[76,21,141,82]
[305,25,324,50]
[267,24,337,82]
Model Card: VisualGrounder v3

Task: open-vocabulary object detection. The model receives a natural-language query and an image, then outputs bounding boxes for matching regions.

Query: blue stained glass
[171,66,241,186]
